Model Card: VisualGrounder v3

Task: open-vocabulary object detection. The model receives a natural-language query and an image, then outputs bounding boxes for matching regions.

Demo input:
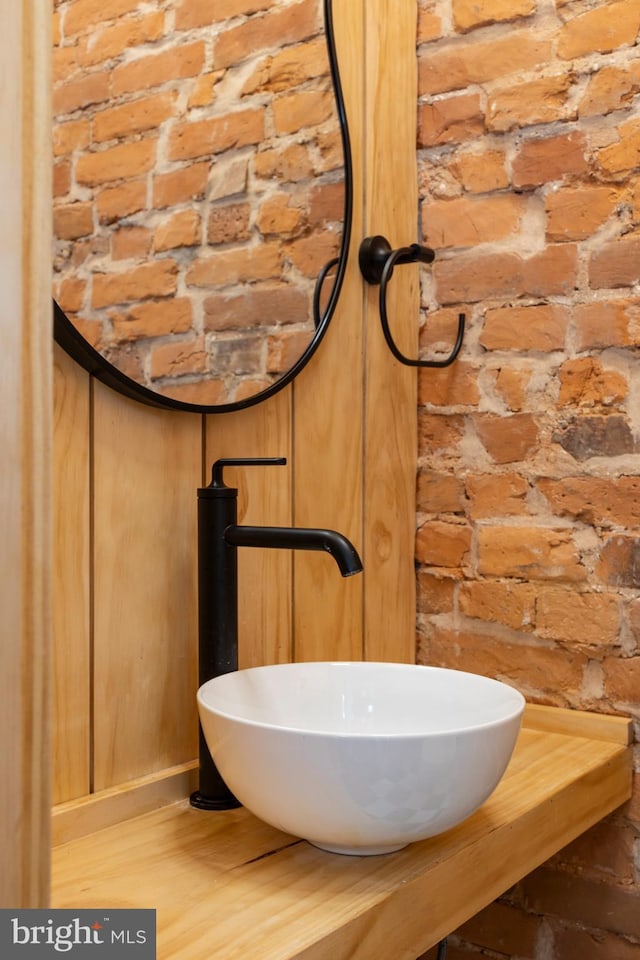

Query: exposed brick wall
[52,0,342,405]
[416,1,640,958]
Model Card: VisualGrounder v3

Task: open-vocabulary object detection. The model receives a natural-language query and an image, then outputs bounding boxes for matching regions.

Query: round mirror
[52,0,351,413]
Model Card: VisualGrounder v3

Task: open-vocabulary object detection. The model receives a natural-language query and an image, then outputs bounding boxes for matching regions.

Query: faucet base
[189,790,242,811]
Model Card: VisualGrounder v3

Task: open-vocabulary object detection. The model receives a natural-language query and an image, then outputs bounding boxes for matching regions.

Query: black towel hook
[358,235,465,368]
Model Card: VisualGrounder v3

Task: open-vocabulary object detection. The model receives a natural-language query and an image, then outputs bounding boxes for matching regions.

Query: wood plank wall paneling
[0,0,52,906]
[92,385,202,790]
[50,0,419,826]
[291,0,366,664]
[204,388,294,668]
[363,0,418,663]
[53,345,91,802]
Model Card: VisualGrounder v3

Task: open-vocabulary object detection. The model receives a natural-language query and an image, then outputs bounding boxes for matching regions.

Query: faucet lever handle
[210,457,286,488]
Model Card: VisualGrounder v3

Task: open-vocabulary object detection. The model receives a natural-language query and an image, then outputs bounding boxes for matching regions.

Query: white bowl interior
[198,660,524,736]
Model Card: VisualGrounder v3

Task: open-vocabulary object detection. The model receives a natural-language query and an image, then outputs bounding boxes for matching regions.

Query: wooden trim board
[52,762,198,848]
[523,703,632,745]
[0,0,52,907]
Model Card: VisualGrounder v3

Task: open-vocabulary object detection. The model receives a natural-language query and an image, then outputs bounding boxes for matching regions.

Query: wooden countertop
[51,705,632,960]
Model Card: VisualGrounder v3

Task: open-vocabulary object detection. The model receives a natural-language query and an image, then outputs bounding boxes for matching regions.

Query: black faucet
[190,457,363,810]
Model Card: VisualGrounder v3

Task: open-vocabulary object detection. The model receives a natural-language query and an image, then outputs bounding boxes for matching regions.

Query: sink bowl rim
[197,660,526,740]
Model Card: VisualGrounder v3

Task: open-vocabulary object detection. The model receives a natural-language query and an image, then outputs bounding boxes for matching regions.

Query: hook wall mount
[358,234,465,369]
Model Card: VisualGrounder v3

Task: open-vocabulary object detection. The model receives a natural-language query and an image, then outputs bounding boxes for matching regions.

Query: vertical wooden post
[0,1,53,906]
[363,0,419,663]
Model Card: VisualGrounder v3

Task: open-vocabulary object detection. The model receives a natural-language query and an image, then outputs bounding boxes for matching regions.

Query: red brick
[150,337,207,380]
[111,227,152,262]
[92,260,178,308]
[78,11,165,67]
[63,0,142,36]
[557,0,640,60]
[93,93,176,143]
[256,195,305,237]
[598,537,640,589]
[558,357,628,409]
[167,109,264,162]
[422,194,526,249]
[254,143,314,182]
[53,161,71,198]
[535,587,621,648]
[207,204,251,245]
[285,231,340,278]
[546,184,621,241]
[417,362,479,407]
[597,117,640,179]
[456,901,540,957]
[453,149,509,193]
[521,867,640,939]
[487,73,574,132]
[188,72,225,109]
[602,654,640,705]
[512,132,589,190]
[538,476,640,528]
[429,628,587,693]
[243,37,328,96]
[553,926,640,960]
[573,301,632,350]
[54,202,94,240]
[466,473,530,519]
[420,31,550,95]
[153,163,210,209]
[416,520,472,568]
[481,304,569,351]
[53,119,90,157]
[416,571,455,615]
[473,414,539,464]
[96,180,147,223]
[212,0,319,69]
[418,93,485,147]
[417,413,465,450]
[579,62,640,118]
[111,42,205,96]
[554,819,638,882]
[203,284,308,331]
[56,277,87,314]
[458,580,536,630]
[492,367,532,412]
[266,330,312,374]
[110,299,193,342]
[154,210,200,252]
[589,234,640,289]
[174,0,275,31]
[477,525,586,581]
[53,71,110,115]
[272,90,334,136]
[434,245,578,303]
[417,307,469,362]
[417,470,466,513]
[155,379,227,406]
[76,139,157,186]
[187,242,282,288]
[553,415,635,461]
[418,6,443,44]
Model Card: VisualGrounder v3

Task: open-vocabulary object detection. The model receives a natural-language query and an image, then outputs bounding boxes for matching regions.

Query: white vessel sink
[197,661,525,856]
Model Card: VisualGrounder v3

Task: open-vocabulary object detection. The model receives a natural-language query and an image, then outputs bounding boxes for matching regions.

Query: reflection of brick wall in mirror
[52,0,344,406]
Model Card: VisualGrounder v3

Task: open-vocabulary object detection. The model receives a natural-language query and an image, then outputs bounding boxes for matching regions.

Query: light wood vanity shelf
[51,705,632,960]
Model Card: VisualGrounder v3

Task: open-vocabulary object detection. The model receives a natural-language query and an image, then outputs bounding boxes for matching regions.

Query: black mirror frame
[53,0,353,415]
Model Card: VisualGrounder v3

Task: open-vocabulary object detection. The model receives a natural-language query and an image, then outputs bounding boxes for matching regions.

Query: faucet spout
[225,525,363,577]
